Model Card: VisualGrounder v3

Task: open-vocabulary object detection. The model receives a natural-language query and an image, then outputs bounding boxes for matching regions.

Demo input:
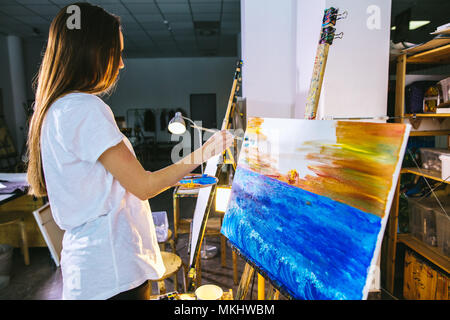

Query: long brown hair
[27,2,122,197]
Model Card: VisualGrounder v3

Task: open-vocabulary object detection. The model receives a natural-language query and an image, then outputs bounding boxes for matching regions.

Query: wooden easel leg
[173,194,179,241]
[236,263,254,300]
[266,282,280,300]
[182,263,188,293]
[196,252,202,288]
[232,250,238,285]
[221,235,227,267]
[258,273,265,300]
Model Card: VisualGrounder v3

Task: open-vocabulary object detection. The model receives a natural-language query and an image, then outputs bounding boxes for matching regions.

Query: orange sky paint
[241,118,408,218]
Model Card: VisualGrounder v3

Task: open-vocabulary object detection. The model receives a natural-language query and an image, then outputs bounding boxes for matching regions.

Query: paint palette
[176,174,218,189]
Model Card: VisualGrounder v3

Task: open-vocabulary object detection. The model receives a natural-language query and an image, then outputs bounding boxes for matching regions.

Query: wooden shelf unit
[397,234,450,275]
[401,167,450,183]
[384,42,450,298]
[409,130,450,137]
[406,43,450,64]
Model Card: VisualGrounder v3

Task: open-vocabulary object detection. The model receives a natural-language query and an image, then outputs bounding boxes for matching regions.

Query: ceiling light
[409,20,430,30]
[390,21,430,31]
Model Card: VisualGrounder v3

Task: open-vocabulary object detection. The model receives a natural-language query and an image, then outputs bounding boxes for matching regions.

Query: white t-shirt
[40,92,165,300]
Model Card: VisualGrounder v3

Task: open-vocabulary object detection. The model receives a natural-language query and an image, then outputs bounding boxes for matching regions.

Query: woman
[26,3,233,300]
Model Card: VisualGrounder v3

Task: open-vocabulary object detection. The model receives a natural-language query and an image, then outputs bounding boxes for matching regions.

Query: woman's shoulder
[45,92,114,128]
[51,92,107,111]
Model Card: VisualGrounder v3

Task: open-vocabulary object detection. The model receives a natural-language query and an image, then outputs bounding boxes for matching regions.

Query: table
[0,173,46,247]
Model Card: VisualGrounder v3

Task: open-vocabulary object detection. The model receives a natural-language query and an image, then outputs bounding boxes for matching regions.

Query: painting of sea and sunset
[221,118,410,300]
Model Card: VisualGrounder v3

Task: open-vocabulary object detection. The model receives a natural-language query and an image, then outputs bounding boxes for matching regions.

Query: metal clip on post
[333,32,344,40]
[336,10,348,20]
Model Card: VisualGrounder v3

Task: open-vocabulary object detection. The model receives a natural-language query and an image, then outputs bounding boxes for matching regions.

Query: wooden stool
[158,229,176,254]
[0,216,29,265]
[150,251,187,295]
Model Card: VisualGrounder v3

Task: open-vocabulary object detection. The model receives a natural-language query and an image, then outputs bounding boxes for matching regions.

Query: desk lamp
[168,112,204,175]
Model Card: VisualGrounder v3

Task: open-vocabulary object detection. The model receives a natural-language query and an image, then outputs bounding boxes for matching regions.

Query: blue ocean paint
[221,167,382,300]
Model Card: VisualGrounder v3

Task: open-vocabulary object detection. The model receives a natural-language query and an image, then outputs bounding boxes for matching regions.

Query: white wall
[318,0,392,119]
[295,1,326,118]
[103,56,238,141]
[241,0,392,120]
[241,0,299,118]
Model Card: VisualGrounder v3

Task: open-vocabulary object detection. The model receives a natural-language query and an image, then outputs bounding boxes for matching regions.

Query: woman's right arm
[99,130,234,200]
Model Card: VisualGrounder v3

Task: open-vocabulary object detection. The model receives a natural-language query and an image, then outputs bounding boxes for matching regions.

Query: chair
[149,251,188,295]
[172,187,199,241]
[0,215,29,265]
[158,229,176,254]
[32,203,64,267]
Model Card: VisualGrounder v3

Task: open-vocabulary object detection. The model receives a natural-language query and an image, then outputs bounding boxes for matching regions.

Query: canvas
[221,117,411,300]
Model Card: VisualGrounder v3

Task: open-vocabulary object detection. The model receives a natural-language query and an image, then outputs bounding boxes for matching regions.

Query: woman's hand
[181,130,234,165]
[202,129,234,160]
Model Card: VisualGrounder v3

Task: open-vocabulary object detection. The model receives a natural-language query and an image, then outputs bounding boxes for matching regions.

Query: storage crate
[419,148,450,172]
[407,197,438,247]
[440,154,450,181]
[403,249,449,300]
[435,209,450,257]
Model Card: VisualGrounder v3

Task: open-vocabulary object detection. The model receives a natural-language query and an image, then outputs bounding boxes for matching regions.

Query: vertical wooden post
[385,178,401,294]
[394,54,407,123]
[304,44,331,119]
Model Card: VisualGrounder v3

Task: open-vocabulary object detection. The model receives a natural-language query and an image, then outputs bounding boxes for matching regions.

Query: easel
[234,7,346,300]
[185,60,243,292]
